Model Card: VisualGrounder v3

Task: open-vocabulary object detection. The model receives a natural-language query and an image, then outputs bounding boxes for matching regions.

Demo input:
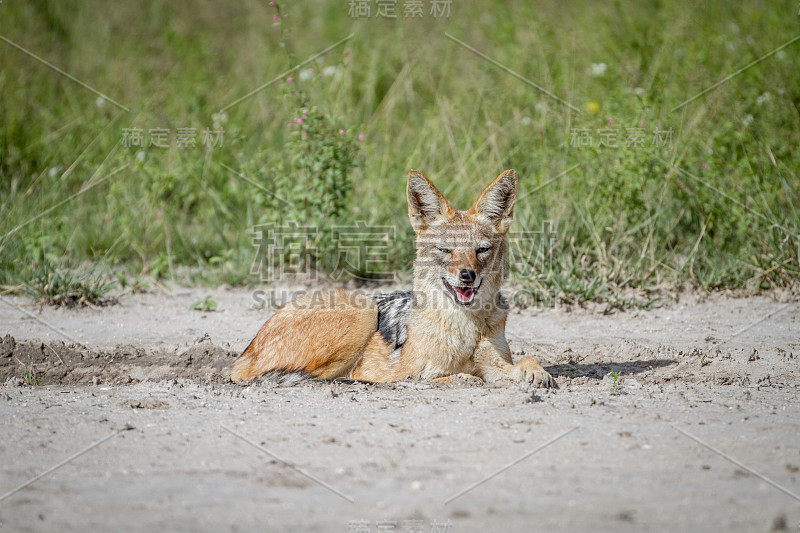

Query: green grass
[190,295,218,312]
[608,371,623,396]
[22,362,41,386]
[1,0,798,306]
[22,257,117,307]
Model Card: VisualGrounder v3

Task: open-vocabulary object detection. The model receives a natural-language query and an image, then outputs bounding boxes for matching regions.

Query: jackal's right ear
[407,170,453,232]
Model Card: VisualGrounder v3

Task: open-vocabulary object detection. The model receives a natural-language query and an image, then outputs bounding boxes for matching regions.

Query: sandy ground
[0,287,798,532]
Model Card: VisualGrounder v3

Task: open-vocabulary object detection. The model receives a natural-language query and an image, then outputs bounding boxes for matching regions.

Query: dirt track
[1,288,798,532]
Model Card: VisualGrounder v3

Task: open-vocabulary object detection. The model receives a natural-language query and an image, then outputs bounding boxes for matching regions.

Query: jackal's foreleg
[472,333,554,388]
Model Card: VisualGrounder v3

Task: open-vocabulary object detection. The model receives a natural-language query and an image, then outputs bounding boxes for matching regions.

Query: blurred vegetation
[0,0,798,307]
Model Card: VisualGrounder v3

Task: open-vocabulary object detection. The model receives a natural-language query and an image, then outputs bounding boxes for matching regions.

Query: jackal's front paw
[512,356,554,388]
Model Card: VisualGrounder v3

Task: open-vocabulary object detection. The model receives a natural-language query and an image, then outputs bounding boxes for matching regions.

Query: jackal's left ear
[471,170,517,234]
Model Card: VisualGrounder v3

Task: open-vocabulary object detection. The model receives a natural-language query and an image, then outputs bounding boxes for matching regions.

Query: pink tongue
[455,287,474,302]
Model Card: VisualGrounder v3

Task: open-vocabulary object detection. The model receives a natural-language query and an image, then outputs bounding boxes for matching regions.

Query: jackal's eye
[437,245,452,254]
[476,246,491,255]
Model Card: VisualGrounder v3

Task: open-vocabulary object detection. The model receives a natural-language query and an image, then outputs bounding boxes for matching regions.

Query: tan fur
[230,170,554,388]
[230,290,377,381]
[349,332,408,382]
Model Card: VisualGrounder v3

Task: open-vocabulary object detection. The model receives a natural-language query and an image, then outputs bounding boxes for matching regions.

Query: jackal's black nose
[459,269,477,284]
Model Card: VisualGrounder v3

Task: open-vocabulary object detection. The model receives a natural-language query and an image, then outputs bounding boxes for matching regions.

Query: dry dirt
[1,287,798,532]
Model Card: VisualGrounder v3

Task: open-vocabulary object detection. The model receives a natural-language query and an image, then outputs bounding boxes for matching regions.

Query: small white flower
[756,92,771,106]
[742,114,754,127]
[534,101,547,114]
[212,112,228,130]
[299,69,313,81]
[776,50,787,61]
[135,151,146,162]
[633,87,645,96]
[521,116,532,126]
[588,62,607,77]
[95,96,106,108]
[48,165,64,179]
[323,66,338,77]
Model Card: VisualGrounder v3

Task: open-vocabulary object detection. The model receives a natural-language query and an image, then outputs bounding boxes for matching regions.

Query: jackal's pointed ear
[471,170,517,234]
[407,170,453,232]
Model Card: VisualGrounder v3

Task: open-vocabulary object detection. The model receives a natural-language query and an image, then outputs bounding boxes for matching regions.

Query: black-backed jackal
[231,170,553,387]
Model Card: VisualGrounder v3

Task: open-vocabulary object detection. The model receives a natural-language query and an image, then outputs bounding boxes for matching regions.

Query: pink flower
[283,13,288,18]
[287,77,293,82]
[269,1,275,6]
[307,68,313,73]
[294,118,303,124]
[301,109,307,115]
[640,120,646,127]
[606,117,613,124]
[702,163,708,169]
[338,129,345,136]
[287,122,292,128]
[358,134,365,141]
[273,14,279,21]
[344,50,351,56]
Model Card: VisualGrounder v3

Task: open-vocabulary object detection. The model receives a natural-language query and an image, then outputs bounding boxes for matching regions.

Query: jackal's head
[407,169,516,309]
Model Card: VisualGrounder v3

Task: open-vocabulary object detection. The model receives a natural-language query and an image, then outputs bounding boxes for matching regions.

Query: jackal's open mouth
[442,278,481,306]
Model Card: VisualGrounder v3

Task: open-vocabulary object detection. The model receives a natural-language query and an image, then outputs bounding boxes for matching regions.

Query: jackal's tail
[230,289,378,382]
